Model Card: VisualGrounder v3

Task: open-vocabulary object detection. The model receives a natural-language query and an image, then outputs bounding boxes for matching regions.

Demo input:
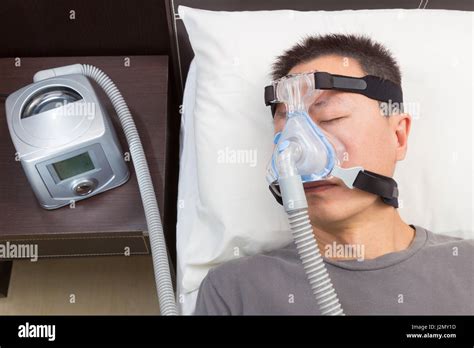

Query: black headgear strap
[269,169,399,208]
[265,72,403,117]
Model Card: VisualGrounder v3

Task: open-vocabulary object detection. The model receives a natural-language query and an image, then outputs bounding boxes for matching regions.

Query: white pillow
[177,58,199,314]
[177,7,473,314]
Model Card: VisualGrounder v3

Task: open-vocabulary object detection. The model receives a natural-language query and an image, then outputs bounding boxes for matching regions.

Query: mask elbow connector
[276,141,308,212]
[278,175,308,212]
[275,140,301,178]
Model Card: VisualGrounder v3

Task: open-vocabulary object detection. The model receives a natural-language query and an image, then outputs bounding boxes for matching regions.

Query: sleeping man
[194,34,474,315]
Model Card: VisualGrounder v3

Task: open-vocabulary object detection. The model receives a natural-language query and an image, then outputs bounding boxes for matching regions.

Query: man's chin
[305,184,347,205]
[305,189,368,220]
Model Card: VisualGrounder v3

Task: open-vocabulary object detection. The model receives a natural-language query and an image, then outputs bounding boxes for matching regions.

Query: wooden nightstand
[0,56,174,296]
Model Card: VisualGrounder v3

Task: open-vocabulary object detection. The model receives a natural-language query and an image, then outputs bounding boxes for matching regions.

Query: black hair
[271,34,401,86]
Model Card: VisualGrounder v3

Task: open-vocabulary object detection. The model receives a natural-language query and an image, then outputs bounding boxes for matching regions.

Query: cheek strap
[269,169,399,208]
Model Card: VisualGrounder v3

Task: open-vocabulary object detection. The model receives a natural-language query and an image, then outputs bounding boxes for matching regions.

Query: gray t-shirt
[194,225,474,315]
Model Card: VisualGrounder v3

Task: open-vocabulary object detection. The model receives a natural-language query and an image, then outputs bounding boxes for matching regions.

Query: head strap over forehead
[264,72,403,117]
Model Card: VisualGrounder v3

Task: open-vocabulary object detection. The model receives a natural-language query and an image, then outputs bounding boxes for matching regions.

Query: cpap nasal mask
[265,71,402,208]
[262,71,404,315]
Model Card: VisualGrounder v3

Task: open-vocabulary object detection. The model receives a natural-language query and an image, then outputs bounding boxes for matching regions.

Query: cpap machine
[5,73,129,209]
[5,64,177,315]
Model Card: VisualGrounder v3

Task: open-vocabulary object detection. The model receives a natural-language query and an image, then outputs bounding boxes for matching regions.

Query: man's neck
[312,203,415,261]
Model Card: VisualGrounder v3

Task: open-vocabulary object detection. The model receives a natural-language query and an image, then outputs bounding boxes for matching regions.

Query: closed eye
[319,116,347,125]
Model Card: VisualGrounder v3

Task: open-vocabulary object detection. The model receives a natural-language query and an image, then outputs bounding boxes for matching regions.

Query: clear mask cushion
[268,110,344,184]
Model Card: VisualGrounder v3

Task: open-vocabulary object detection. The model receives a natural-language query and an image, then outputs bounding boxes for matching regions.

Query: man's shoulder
[206,242,298,285]
[195,243,300,314]
[421,226,474,257]
[424,227,474,247]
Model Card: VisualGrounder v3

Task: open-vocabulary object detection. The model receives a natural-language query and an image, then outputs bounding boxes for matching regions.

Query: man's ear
[391,113,411,161]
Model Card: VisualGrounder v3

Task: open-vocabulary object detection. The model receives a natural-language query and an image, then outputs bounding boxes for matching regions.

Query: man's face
[273,55,411,228]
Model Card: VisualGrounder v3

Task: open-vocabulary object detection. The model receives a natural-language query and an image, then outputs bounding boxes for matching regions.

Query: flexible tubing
[287,208,344,315]
[81,65,177,315]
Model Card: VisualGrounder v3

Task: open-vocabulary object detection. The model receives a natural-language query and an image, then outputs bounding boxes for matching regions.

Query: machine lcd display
[52,152,95,180]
